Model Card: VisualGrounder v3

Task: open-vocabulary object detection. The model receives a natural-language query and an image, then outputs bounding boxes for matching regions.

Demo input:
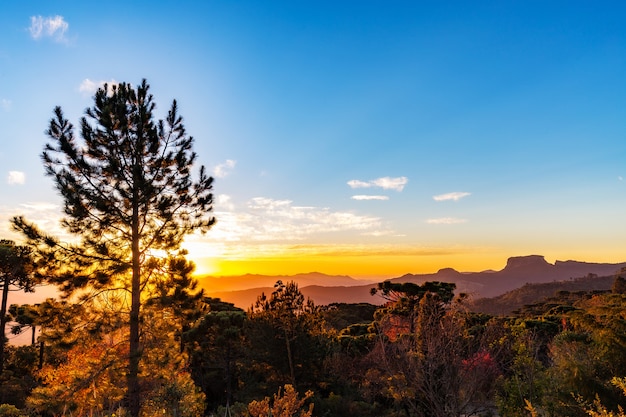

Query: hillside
[468,274,616,315]
[206,284,385,310]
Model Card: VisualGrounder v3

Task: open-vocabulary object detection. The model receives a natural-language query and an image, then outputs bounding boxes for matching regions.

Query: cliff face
[503,255,551,270]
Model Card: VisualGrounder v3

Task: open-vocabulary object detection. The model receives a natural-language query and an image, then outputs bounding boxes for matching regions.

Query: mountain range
[200,255,626,309]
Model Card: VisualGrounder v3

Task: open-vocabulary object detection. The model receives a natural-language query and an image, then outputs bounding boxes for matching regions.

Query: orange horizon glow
[191,247,626,280]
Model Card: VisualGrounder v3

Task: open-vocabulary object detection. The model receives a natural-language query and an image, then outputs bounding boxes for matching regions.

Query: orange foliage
[380,315,412,342]
[248,384,314,417]
[28,341,127,415]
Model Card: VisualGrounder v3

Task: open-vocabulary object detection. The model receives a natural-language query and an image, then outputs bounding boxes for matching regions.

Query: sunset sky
[1,1,625,279]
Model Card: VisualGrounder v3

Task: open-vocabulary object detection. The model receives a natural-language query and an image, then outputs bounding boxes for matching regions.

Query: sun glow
[182,239,224,276]
[187,242,510,279]
[188,239,626,280]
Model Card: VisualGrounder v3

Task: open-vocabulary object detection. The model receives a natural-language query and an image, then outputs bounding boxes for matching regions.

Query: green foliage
[0,404,26,417]
[185,298,245,410]
[494,292,626,417]
[246,281,325,392]
[495,325,554,416]
[545,294,626,414]
[0,345,39,408]
[319,303,376,332]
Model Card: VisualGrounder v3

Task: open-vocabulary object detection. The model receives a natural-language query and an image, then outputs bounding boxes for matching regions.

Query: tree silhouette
[612,267,626,294]
[371,280,456,335]
[9,303,40,346]
[0,240,36,373]
[250,281,319,388]
[12,80,215,417]
[185,298,245,409]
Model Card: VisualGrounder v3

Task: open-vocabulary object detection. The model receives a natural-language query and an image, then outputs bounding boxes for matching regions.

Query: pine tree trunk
[284,328,296,387]
[128,188,142,417]
[225,346,232,405]
[38,340,44,369]
[0,275,10,373]
[128,259,141,417]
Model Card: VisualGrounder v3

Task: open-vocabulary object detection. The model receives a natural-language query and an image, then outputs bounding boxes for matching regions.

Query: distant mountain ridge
[389,255,626,298]
[200,255,626,308]
[200,271,373,292]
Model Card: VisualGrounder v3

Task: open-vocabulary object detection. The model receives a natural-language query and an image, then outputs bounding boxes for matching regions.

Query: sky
[0,1,625,280]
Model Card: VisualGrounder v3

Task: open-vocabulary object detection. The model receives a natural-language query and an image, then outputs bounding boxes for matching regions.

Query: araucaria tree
[12,80,215,417]
[0,240,35,373]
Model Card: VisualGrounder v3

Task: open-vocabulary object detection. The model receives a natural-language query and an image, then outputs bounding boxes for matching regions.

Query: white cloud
[248,197,293,211]
[433,192,471,202]
[79,79,99,95]
[21,202,55,210]
[29,15,69,42]
[207,197,389,242]
[351,195,389,201]
[360,230,397,237]
[213,159,236,178]
[347,180,371,189]
[216,194,235,211]
[79,79,119,96]
[347,176,408,192]
[1,99,11,111]
[426,217,467,225]
[373,176,408,191]
[7,171,25,185]
[619,176,623,181]
[0,202,67,243]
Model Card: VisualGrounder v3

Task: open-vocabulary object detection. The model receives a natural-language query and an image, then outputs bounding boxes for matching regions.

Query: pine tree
[12,80,215,417]
[0,239,36,373]
[612,267,626,294]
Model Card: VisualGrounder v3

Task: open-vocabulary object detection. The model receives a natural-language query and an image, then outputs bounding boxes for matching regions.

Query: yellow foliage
[524,399,540,417]
[27,341,127,416]
[584,377,626,417]
[247,384,314,417]
[26,312,205,417]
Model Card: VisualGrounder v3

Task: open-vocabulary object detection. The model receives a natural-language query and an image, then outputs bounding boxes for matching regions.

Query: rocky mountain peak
[504,255,551,270]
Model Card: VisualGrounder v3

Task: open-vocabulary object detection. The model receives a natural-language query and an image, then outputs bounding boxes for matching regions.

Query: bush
[0,404,26,417]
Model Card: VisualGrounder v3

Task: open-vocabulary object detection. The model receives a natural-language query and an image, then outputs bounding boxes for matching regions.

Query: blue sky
[1,1,625,278]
